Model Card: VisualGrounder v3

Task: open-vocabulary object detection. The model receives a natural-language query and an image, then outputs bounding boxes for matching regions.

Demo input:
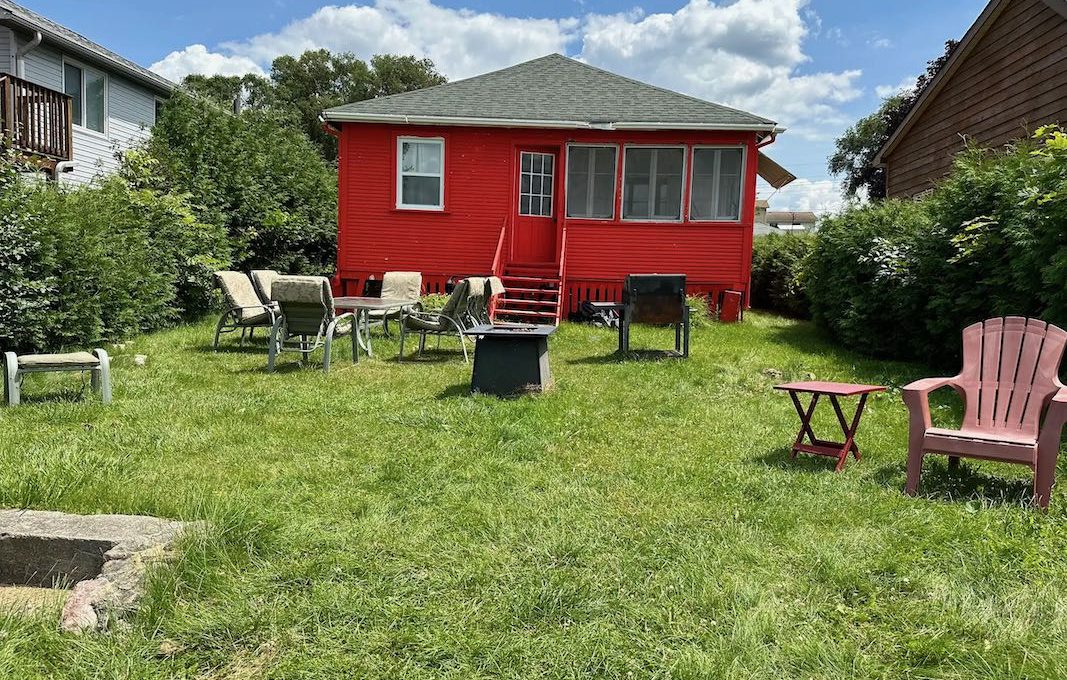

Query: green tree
[181,73,275,111]
[828,40,958,200]
[145,92,338,274]
[269,50,446,159]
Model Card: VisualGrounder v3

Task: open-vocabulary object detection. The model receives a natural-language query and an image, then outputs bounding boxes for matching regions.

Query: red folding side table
[774,381,886,472]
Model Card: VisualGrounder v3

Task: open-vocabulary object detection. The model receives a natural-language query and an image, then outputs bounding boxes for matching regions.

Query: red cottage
[323,54,788,323]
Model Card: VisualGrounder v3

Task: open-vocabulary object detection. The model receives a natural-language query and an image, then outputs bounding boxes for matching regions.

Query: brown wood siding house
[876,0,1067,197]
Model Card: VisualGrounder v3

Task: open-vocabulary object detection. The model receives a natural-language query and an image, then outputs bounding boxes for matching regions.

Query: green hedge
[0,166,228,354]
[145,93,338,275]
[750,233,814,318]
[805,126,1067,364]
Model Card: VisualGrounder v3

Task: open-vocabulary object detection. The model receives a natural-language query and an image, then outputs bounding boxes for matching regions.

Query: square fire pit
[462,324,556,396]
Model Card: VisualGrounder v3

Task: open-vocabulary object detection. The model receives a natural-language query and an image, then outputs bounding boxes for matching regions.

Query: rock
[0,509,200,633]
[761,368,783,379]
[134,355,147,366]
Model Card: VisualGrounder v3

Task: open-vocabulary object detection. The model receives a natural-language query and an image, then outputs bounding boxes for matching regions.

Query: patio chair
[213,271,277,350]
[250,269,280,306]
[903,317,1067,509]
[399,278,473,362]
[268,275,355,373]
[469,276,505,325]
[367,271,423,335]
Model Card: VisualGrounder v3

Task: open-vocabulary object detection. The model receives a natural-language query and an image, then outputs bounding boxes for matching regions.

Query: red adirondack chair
[903,317,1067,509]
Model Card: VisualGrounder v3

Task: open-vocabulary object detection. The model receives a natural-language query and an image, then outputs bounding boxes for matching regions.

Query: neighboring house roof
[875,0,1067,165]
[324,53,780,133]
[0,0,175,94]
[755,199,769,209]
[766,211,817,225]
[754,222,814,237]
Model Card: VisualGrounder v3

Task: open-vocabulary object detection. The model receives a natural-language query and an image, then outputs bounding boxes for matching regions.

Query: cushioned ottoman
[3,349,111,406]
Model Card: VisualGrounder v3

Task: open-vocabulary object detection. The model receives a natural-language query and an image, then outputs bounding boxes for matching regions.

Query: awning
[757,151,796,189]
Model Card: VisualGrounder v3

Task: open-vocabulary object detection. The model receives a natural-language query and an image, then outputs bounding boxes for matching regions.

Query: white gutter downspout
[15,30,42,78]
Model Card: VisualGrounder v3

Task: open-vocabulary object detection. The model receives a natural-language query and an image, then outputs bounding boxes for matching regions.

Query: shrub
[750,233,814,318]
[144,93,338,275]
[805,200,933,359]
[805,126,1067,364]
[0,170,228,354]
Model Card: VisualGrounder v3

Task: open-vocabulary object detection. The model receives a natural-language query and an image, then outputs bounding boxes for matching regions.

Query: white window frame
[396,136,445,211]
[62,57,108,136]
[564,143,618,220]
[621,144,687,223]
[689,145,747,223]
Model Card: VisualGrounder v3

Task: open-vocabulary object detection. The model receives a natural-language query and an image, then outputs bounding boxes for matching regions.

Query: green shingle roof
[324,54,778,132]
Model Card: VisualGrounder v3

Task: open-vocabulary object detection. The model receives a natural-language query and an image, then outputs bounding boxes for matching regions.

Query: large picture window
[566,145,616,219]
[397,137,444,209]
[622,147,684,221]
[690,147,744,221]
[63,61,106,134]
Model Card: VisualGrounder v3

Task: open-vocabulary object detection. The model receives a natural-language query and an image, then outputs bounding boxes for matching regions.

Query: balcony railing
[0,72,73,163]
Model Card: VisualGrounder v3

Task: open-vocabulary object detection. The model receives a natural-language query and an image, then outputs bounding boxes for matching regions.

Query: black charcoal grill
[618,274,690,358]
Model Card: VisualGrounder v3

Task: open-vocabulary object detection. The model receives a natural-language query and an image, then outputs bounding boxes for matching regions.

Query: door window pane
[519,151,554,217]
[566,146,616,219]
[623,147,683,220]
[690,147,744,220]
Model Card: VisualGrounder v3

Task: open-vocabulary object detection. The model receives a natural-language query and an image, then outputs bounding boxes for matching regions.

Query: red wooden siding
[336,122,760,308]
[884,0,1067,197]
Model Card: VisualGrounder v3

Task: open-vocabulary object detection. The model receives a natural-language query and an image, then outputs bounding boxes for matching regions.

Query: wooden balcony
[0,72,73,166]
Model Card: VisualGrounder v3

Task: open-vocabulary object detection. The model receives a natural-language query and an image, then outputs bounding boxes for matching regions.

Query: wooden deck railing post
[0,73,73,163]
[1,76,13,148]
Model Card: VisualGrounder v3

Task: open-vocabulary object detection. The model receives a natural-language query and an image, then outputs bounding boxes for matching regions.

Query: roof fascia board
[324,110,781,132]
[874,0,1009,165]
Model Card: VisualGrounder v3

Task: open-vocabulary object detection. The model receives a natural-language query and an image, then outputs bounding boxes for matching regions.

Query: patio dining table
[333,296,416,358]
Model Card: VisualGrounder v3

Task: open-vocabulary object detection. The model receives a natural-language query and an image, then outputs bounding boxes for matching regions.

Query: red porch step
[495,265,564,325]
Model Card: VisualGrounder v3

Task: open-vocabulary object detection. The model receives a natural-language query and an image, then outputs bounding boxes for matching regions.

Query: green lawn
[2,314,1066,679]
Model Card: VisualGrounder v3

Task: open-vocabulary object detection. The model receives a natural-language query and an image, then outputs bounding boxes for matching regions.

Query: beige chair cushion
[215,271,267,322]
[487,276,506,297]
[272,276,332,305]
[18,352,100,369]
[381,271,422,301]
[250,270,280,304]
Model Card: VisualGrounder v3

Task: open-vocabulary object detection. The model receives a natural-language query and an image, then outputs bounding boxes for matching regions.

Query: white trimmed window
[63,60,106,134]
[622,146,684,221]
[397,137,444,209]
[690,147,745,221]
[566,145,616,219]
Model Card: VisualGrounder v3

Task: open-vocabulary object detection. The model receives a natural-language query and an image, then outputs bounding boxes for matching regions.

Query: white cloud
[152,1,577,82]
[875,75,916,99]
[760,178,846,214]
[149,0,862,142]
[151,44,266,81]
[869,37,892,49]
[577,0,862,141]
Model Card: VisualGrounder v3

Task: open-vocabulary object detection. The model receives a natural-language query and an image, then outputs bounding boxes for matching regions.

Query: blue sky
[28,0,986,210]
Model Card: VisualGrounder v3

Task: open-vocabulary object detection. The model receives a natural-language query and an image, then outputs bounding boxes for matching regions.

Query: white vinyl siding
[0,27,14,74]
[10,31,160,186]
[689,147,745,221]
[566,145,616,219]
[397,137,444,210]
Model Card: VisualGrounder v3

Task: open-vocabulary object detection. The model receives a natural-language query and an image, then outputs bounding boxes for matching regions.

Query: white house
[0,0,175,185]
